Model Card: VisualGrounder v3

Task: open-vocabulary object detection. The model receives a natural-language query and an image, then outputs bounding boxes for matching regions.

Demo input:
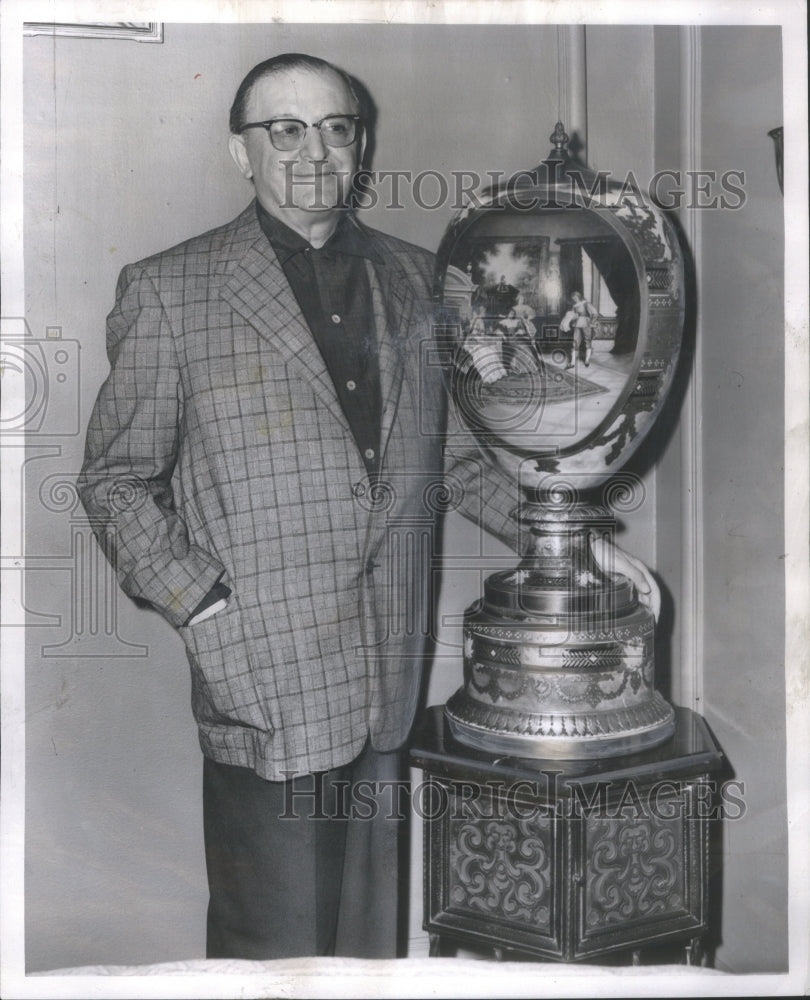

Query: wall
[651,25,787,973]
[697,26,787,973]
[23,22,566,971]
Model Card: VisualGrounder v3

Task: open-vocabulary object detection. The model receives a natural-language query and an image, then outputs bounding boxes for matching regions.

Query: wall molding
[677,25,704,712]
[556,25,587,158]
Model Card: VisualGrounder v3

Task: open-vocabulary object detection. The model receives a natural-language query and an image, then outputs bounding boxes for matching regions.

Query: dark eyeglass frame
[237,114,362,150]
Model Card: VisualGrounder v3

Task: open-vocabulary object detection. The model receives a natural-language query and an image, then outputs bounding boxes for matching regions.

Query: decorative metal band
[446,689,674,741]
[473,640,524,666]
[515,504,612,525]
[493,575,572,588]
[466,663,530,702]
[470,636,627,670]
[465,658,654,711]
[467,619,654,645]
[561,647,626,670]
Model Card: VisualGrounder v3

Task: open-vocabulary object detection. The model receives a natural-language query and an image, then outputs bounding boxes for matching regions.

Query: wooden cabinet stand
[410,706,723,964]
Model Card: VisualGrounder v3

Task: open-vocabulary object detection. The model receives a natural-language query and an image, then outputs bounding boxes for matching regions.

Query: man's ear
[358,128,368,168]
[228,133,253,180]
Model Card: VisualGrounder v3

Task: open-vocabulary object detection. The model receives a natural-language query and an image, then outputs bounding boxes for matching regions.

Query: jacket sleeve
[77,263,226,628]
[442,397,525,554]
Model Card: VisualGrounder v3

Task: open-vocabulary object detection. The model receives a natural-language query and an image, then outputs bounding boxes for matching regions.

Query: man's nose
[300,124,328,161]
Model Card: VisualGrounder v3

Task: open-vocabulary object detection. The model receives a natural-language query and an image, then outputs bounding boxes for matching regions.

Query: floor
[459,340,636,451]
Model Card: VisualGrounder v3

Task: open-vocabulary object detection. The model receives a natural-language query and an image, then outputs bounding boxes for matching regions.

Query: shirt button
[346,380,356,391]
[331,314,341,324]
[364,448,376,460]
[352,482,366,498]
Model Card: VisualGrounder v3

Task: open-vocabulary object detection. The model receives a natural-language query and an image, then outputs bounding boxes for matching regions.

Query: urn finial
[549,120,570,154]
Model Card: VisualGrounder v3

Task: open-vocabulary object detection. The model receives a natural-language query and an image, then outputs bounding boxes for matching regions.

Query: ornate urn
[435,124,688,758]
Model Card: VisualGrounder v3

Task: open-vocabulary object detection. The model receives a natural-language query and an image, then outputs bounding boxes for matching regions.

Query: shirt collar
[256,201,383,265]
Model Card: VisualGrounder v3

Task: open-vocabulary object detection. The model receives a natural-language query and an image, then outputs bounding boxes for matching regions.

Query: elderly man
[78,53,658,962]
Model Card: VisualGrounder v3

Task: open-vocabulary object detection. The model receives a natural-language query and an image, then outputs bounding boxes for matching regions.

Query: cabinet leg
[685,936,703,966]
[631,949,642,966]
[428,933,442,958]
[493,946,505,962]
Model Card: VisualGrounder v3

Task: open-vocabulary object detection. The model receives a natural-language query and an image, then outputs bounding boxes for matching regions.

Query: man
[560,289,600,368]
[78,53,658,962]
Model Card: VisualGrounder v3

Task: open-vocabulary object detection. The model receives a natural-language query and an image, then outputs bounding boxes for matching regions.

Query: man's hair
[229,53,362,134]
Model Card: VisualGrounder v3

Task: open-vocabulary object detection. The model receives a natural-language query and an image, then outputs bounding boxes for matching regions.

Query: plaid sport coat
[78,202,466,780]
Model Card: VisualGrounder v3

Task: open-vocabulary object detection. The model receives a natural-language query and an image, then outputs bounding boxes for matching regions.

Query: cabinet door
[424,775,565,957]
[573,779,709,958]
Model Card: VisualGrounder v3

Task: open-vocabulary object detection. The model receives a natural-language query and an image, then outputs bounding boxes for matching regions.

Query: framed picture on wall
[22,22,163,42]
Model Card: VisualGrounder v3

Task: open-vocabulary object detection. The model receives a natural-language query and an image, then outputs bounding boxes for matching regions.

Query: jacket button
[352,482,366,498]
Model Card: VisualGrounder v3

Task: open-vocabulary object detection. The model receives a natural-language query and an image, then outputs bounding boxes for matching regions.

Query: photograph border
[2,1,808,998]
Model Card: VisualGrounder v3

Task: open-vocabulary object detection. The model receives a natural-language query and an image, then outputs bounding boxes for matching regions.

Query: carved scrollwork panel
[447,811,553,933]
[583,812,688,933]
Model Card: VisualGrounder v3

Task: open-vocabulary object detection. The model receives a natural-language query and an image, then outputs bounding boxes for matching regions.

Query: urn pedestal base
[410,706,724,964]
[447,688,675,760]
[446,501,675,760]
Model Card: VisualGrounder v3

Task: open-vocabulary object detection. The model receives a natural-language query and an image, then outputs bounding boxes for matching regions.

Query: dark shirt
[185,205,386,627]
[256,202,383,478]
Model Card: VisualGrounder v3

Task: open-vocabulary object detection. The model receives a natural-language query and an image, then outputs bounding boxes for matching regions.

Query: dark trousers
[203,743,406,960]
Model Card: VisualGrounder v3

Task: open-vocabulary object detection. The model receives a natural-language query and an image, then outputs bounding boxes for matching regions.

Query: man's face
[229,66,361,227]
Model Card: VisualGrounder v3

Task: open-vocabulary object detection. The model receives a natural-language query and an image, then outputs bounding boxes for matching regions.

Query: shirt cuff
[184,581,232,627]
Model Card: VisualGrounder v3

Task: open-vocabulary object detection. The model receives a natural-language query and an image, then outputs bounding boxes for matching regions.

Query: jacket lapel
[367,246,426,467]
[218,206,426,463]
[220,219,351,432]
[366,260,403,466]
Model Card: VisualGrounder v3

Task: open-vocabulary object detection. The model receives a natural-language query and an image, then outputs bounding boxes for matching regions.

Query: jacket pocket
[178,597,273,734]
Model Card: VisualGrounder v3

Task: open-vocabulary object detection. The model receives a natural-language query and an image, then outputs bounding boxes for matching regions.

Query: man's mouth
[289,168,338,179]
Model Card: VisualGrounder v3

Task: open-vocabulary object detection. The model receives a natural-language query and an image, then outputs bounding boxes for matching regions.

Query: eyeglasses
[238,115,362,151]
